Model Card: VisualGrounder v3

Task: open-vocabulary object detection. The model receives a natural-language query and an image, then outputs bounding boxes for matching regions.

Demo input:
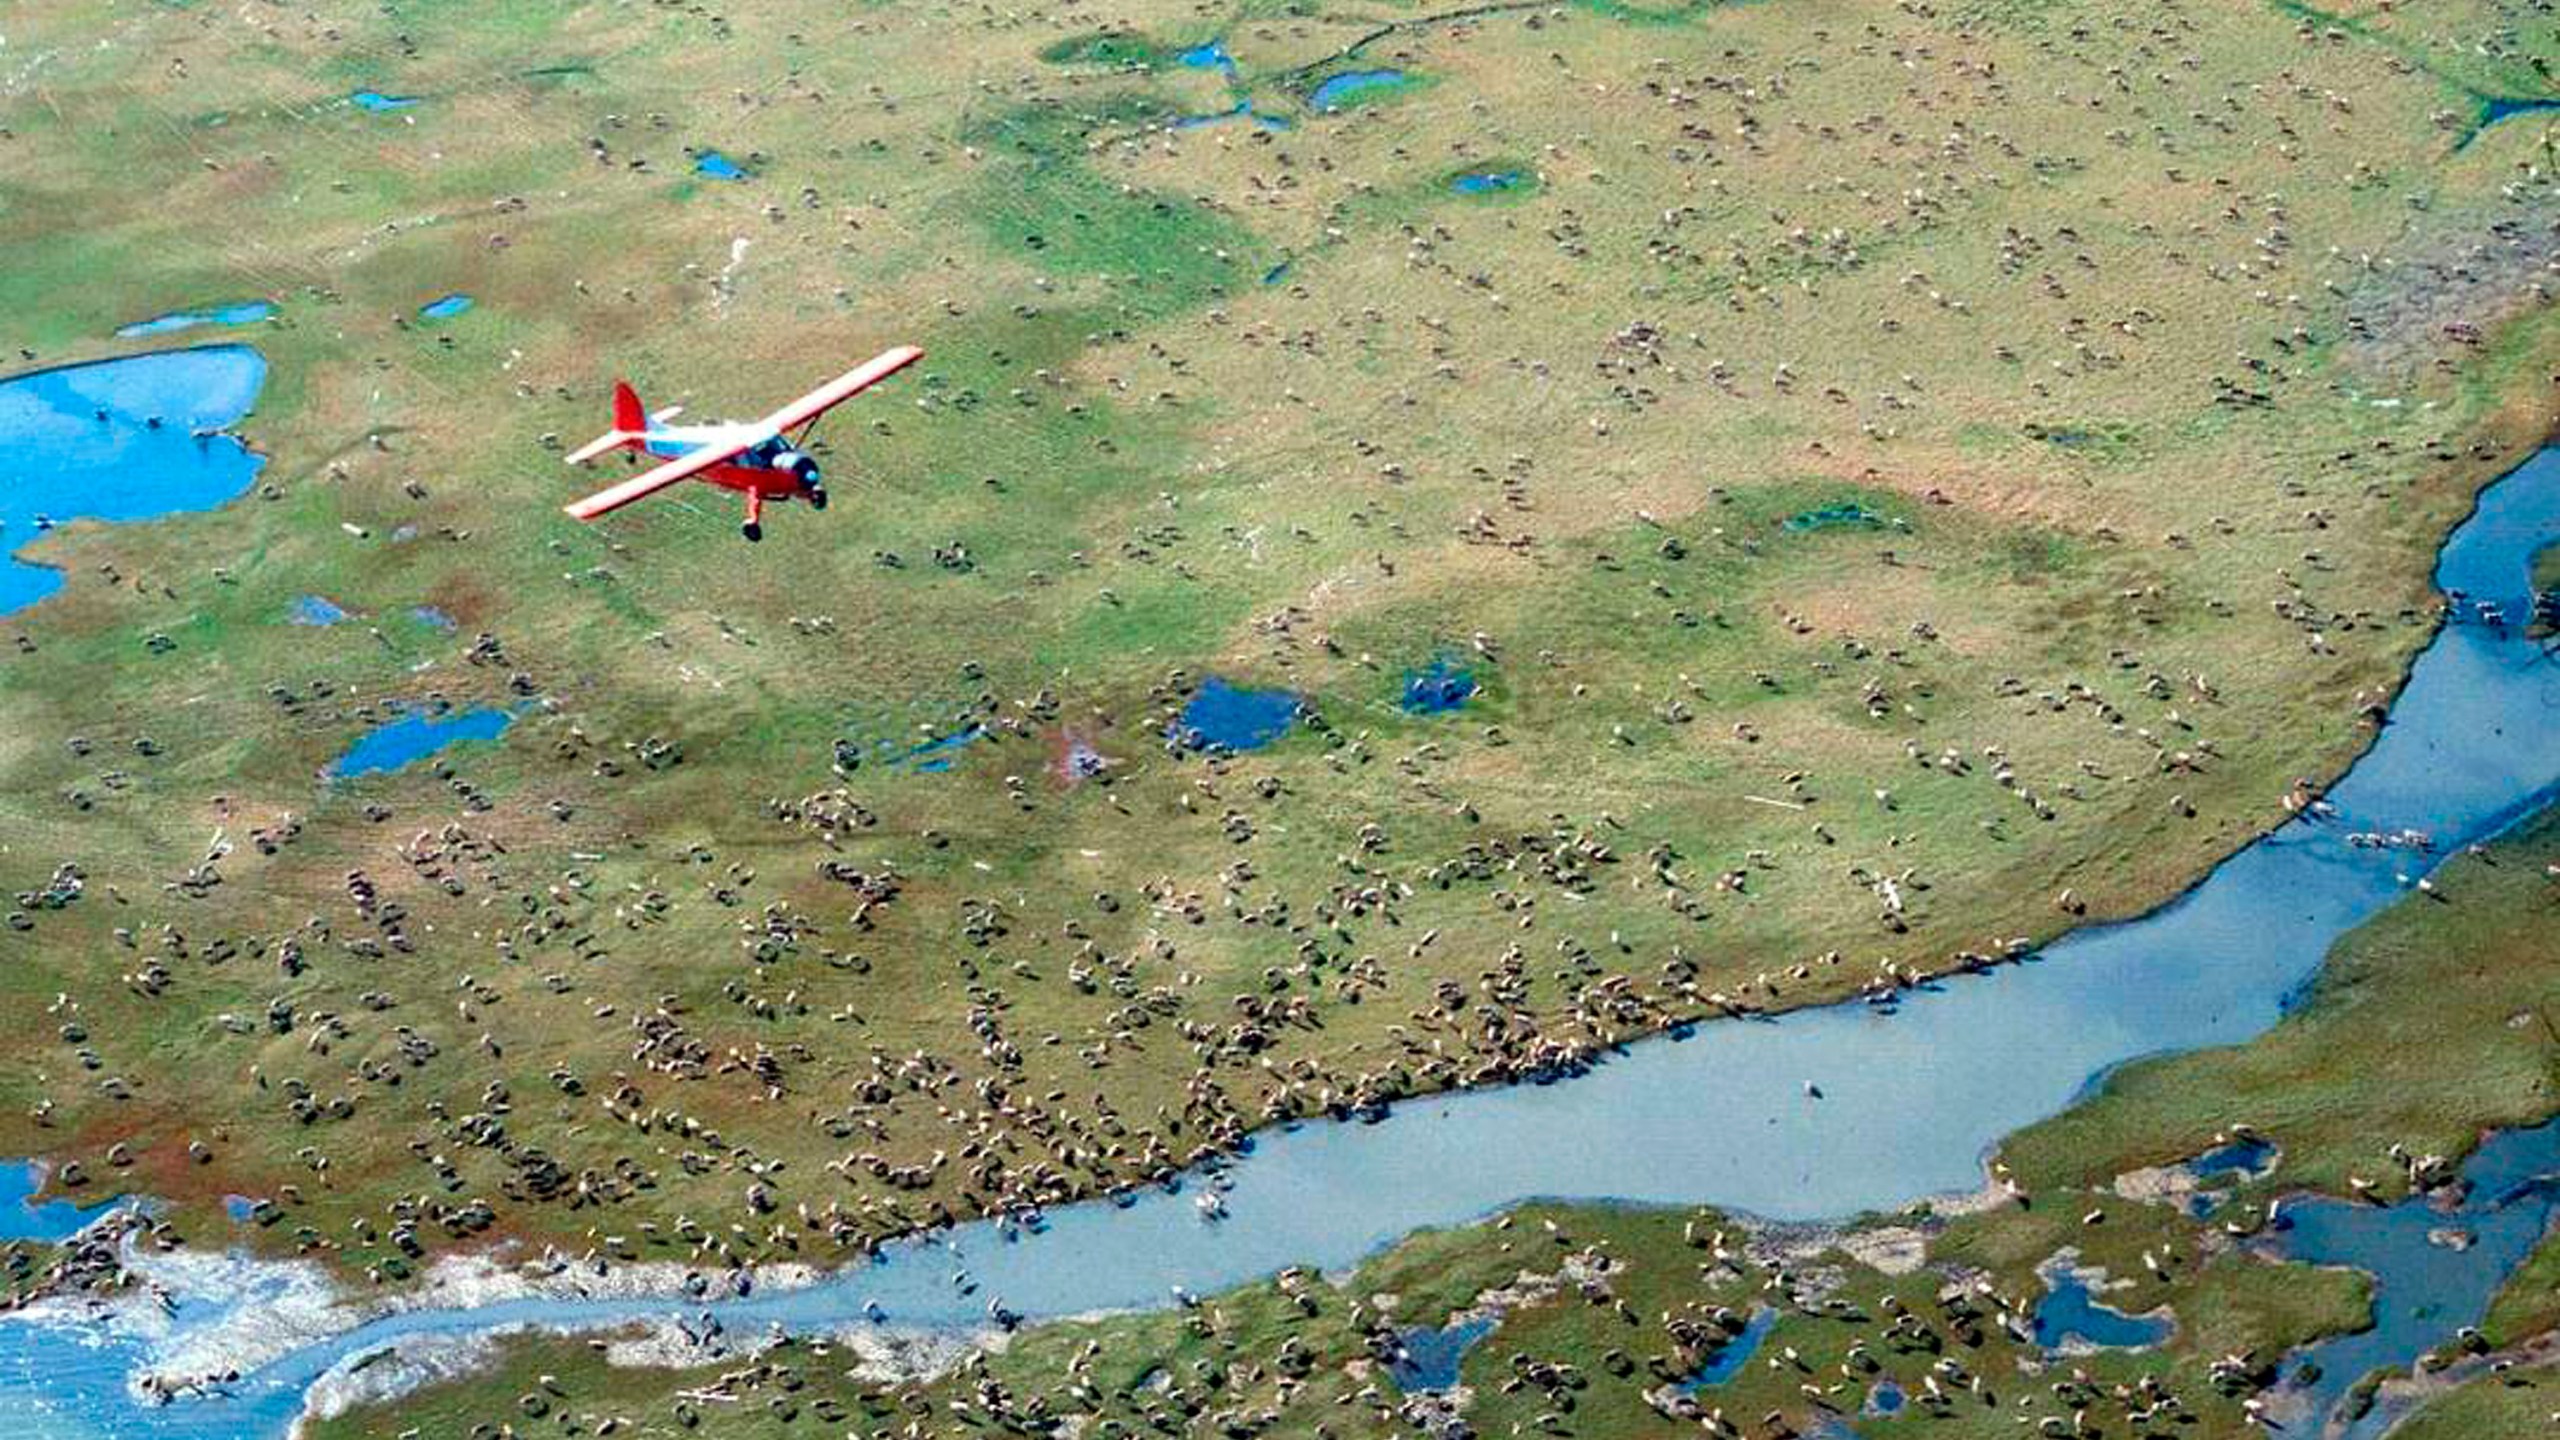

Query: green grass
[2385,1360,2560,1439]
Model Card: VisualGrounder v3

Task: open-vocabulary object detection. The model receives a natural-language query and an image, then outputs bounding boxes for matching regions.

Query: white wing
[757,346,925,435]
[564,434,756,520]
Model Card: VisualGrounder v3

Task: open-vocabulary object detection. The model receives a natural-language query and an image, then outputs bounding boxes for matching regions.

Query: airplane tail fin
[566,380,649,466]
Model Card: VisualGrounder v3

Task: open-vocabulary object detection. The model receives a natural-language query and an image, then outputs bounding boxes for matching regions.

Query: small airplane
[562,344,924,540]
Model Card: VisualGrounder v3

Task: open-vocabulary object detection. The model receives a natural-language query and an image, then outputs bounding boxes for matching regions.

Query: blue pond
[2033,1270,2170,1350]
[1680,1307,1777,1390]
[1262,260,1292,285]
[695,150,749,180]
[7,448,2560,1439]
[349,90,417,113]
[2274,1117,2560,1436]
[329,706,513,779]
[0,1161,122,1244]
[418,294,473,320]
[1173,677,1300,751]
[1865,1379,1904,1415]
[289,595,347,626]
[1401,658,1476,714]
[1451,170,1524,195]
[1176,41,1237,75]
[1310,69,1407,110]
[115,300,275,339]
[222,1196,259,1224]
[1387,1314,1494,1392]
[0,346,268,617]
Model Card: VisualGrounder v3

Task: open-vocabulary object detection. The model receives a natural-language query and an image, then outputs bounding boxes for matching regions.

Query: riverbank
[303,789,2560,1440]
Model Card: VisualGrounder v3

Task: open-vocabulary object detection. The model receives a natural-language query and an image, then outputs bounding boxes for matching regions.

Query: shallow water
[288,595,346,626]
[1387,1314,1495,1392]
[418,294,473,320]
[1176,41,1237,76]
[901,725,985,773]
[0,347,267,616]
[2277,1117,2560,1436]
[1450,171,1523,195]
[113,302,274,340]
[1172,677,1301,750]
[1678,1306,1776,1390]
[1782,502,1889,533]
[0,1163,122,1244]
[329,707,513,779]
[694,150,748,180]
[2032,1272,2169,1350]
[7,446,2560,1436]
[2189,1135,2277,1183]
[349,91,416,113]
[1401,658,1476,714]
[2476,95,2560,135]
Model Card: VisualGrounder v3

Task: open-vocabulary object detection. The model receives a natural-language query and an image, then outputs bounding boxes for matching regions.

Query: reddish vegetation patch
[422,574,492,629]
[1052,725,1115,786]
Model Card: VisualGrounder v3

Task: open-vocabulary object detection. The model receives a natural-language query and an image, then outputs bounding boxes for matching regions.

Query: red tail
[611,380,644,434]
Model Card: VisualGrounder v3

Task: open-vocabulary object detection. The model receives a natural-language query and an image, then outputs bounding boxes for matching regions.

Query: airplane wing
[563,438,751,520]
[758,345,925,436]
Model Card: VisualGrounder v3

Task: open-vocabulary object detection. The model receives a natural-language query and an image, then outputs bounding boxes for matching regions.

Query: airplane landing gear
[742,520,763,542]
[807,486,829,511]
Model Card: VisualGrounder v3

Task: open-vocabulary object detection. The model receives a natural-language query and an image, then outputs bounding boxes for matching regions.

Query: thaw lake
[0,347,267,617]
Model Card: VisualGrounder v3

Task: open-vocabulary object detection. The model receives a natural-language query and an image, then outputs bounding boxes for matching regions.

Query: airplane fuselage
[641,425,824,502]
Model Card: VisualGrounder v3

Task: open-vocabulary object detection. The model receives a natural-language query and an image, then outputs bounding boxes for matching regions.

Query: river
[3,411,2558,1436]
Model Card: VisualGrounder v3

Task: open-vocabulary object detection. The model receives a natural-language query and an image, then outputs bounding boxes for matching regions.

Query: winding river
[4,386,2559,1435]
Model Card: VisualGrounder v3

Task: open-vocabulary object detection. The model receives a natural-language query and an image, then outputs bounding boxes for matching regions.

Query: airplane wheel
[808,487,829,511]
[742,521,763,542]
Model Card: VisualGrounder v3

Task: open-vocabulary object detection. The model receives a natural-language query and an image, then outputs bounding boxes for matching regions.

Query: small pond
[1171,678,1300,751]
[330,706,514,779]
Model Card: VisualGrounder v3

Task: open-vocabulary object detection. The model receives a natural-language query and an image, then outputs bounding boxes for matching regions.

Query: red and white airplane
[562,345,923,540]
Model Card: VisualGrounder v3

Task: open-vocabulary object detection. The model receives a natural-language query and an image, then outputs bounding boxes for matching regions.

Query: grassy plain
[0,0,2554,1368]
